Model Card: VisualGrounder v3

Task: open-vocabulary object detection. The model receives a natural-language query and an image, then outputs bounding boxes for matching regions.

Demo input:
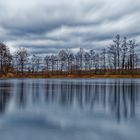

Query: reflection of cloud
[0,0,140,55]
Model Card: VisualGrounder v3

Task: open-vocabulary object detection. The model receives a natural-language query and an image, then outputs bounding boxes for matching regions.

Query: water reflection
[0,79,139,122]
[0,82,12,113]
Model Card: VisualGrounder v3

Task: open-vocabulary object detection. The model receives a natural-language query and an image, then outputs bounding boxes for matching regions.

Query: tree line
[0,34,139,75]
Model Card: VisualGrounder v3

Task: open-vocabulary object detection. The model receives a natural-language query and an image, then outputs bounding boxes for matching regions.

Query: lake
[0,78,140,140]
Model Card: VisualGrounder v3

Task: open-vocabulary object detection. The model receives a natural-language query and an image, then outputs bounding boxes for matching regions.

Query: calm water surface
[0,78,140,140]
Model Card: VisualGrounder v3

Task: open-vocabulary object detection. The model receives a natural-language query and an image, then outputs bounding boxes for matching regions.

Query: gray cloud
[0,0,140,55]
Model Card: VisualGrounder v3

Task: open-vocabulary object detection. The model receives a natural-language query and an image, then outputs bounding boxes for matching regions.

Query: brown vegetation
[1,71,140,79]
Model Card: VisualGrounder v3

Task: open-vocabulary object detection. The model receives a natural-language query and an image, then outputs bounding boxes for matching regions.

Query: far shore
[1,72,140,79]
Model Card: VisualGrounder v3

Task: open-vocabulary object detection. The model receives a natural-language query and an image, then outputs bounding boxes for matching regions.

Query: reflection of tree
[16,81,26,107]
[32,82,39,103]
[43,80,139,121]
[0,79,139,121]
[0,82,12,114]
[108,80,138,122]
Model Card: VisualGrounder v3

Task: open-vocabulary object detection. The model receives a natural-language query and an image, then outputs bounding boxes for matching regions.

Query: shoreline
[1,73,140,79]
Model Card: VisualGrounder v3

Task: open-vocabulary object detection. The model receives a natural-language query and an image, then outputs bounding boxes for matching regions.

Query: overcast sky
[0,0,140,55]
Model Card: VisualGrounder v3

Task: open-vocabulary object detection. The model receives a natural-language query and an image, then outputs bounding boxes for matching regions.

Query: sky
[0,0,140,55]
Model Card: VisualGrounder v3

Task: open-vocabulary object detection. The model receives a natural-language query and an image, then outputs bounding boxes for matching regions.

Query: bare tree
[113,34,121,69]
[31,55,41,72]
[31,55,36,72]
[15,48,29,74]
[44,56,50,71]
[108,44,117,70]
[121,37,128,70]
[77,48,84,70]
[89,49,95,70]
[50,55,57,72]
[58,50,67,71]
[94,53,100,73]
[69,53,75,73]
[84,52,91,70]
[100,48,106,72]
[128,40,137,71]
[0,42,12,73]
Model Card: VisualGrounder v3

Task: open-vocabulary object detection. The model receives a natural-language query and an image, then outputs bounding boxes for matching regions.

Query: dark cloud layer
[0,0,140,55]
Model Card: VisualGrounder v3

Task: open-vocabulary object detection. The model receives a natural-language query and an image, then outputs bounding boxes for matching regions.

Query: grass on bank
[1,71,140,79]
